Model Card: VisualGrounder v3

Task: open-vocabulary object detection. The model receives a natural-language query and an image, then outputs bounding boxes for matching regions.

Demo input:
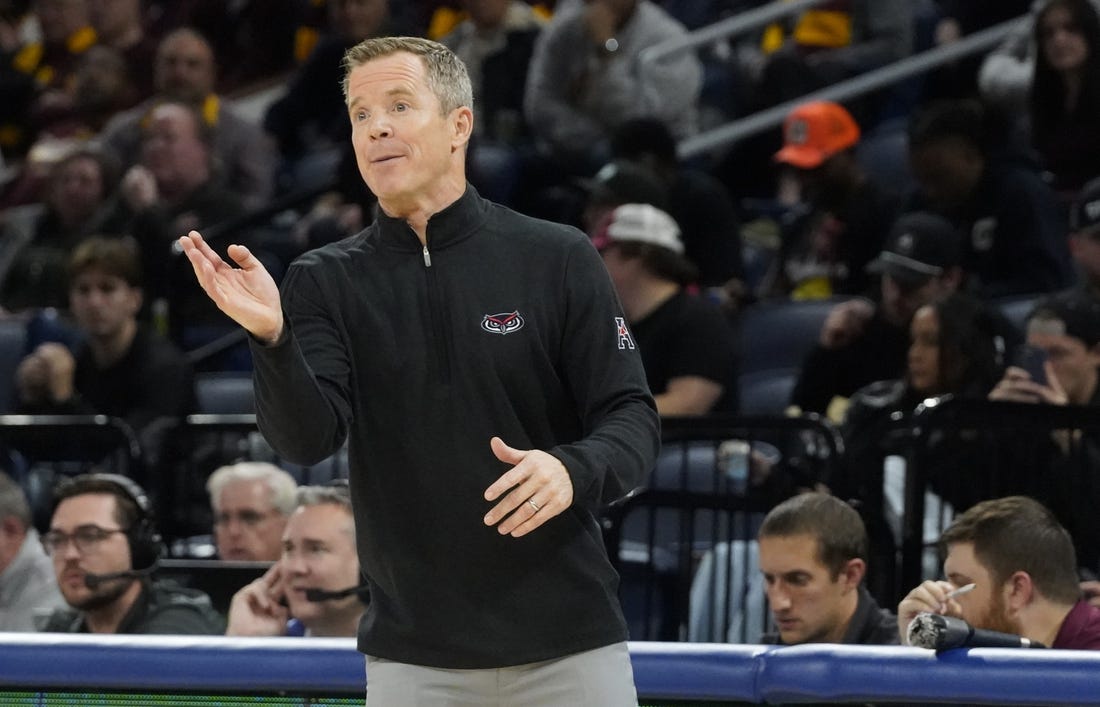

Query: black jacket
[251,186,659,668]
[762,586,899,646]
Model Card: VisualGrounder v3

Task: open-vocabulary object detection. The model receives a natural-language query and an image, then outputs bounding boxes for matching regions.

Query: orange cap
[773,101,860,169]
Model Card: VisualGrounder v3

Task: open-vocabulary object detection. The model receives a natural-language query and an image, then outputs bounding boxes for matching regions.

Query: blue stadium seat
[0,318,27,413]
[737,297,850,376]
[738,368,799,416]
[194,371,255,415]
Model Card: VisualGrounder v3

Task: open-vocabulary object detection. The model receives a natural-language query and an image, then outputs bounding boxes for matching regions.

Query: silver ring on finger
[527,499,541,512]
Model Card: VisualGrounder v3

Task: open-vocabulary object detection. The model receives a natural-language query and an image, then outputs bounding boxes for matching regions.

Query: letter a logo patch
[615,317,635,350]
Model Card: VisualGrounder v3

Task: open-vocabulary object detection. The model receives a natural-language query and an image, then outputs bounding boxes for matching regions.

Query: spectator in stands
[907,99,1074,296]
[226,483,363,637]
[87,0,157,101]
[1068,176,1100,295]
[596,202,738,415]
[439,0,546,206]
[748,0,912,108]
[207,461,297,562]
[898,496,1100,649]
[791,211,965,417]
[523,0,702,177]
[14,237,196,441]
[264,0,396,193]
[100,28,275,210]
[0,0,96,157]
[930,0,1033,99]
[180,0,301,93]
[0,147,122,312]
[761,101,900,300]
[0,470,66,631]
[112,101,249,335]
[980,0,1100,117]
[987,290,1100,566]
[1028,0,1100,197]
[610,117,744,297]
[580,158,668,238]
[989,290,1100,409]
[838,293,1012,596]
[40,472,225,633]
[757,492,898,645]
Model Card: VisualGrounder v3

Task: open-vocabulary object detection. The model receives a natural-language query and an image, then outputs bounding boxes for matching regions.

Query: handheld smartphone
[1012,344,1049,386]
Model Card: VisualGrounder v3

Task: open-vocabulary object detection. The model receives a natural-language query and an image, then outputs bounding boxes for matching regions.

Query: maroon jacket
[1052,600,1100,649]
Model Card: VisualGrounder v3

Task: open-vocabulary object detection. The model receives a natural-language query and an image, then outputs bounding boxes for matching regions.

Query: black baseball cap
[866,212,962,287]
[581,160,669,211]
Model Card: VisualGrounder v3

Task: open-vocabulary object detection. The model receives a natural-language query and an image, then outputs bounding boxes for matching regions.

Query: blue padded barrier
[3,635,1100,704]
[758,644,1100,706]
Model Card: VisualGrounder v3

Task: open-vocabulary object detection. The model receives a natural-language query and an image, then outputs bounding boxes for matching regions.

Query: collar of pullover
[374,183,487,253]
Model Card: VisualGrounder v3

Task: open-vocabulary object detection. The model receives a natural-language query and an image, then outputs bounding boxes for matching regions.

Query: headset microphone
[84,564,158,590]
[304,584,371,603]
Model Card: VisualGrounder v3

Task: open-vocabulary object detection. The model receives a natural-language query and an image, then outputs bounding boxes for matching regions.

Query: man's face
[880,272,951,327]
[759,533,857,644]
[141,105,210,195]
[50,156,106,226]
[34,0,90,45]
[347,51,471,209]
[87,0,139,39]
[943,541,1021,636]
[1026,321,1100,403]
[154,34,216,103]
[910,140,983,213]
[332,0,388,42]
[48,493,133,609]
[213,479,286,561]
[280,504,361,627]
[69,268,141,340]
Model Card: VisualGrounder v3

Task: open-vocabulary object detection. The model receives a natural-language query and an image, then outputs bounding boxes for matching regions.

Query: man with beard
[40,473,224,634]
[897,496,1100,649]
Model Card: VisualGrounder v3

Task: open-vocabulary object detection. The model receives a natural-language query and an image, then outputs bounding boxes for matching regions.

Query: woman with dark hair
[833,292,1014,601]
[1030,0,1100,195]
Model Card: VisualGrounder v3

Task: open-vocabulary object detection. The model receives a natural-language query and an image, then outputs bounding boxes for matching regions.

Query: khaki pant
[365,642,637,707]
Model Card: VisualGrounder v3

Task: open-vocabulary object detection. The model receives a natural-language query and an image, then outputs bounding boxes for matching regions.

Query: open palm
[178,230,284,343]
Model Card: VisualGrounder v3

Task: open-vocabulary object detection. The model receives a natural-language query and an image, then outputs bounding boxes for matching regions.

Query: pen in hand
[940,582,976,612]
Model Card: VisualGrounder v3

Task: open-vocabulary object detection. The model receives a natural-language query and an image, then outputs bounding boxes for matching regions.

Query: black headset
[61,473,164,572]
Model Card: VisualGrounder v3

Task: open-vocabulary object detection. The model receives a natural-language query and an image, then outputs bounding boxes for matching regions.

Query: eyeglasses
[42,525,126,555]
[214,509,277,528]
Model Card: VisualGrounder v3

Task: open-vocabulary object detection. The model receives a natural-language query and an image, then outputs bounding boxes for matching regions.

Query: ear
[0,515,25,539]
[840,557,866,591]
[451,106,474,150]
[129,286,144,316]
[1005,570,1035,612]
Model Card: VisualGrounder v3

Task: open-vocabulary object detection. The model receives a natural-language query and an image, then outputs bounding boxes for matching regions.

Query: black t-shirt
[632,290,739,412]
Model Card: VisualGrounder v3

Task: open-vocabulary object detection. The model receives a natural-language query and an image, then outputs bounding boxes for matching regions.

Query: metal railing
[640,2,1029,160]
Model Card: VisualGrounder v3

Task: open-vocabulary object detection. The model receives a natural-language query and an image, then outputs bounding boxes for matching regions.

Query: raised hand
[178,230,284,343]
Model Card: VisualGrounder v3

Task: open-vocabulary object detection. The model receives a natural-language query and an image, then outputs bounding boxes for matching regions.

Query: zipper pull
[422,244,432,267]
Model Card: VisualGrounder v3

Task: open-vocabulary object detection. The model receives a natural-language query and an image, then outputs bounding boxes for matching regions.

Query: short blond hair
[341,36,473,115]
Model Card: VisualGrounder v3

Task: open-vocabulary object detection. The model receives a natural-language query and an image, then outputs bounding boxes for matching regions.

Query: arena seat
[194,371,255,415]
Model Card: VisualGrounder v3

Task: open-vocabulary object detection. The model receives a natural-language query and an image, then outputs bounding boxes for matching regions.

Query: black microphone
[304,584,370,602]
[907,612,1046,650]
[84,564,158,589]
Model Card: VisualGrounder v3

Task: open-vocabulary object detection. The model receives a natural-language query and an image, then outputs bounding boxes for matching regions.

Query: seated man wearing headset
[40,473,224,634]
[226,482,364,638]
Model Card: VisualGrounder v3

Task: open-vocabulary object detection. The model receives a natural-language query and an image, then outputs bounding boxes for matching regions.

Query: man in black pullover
[180,36,658,706]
